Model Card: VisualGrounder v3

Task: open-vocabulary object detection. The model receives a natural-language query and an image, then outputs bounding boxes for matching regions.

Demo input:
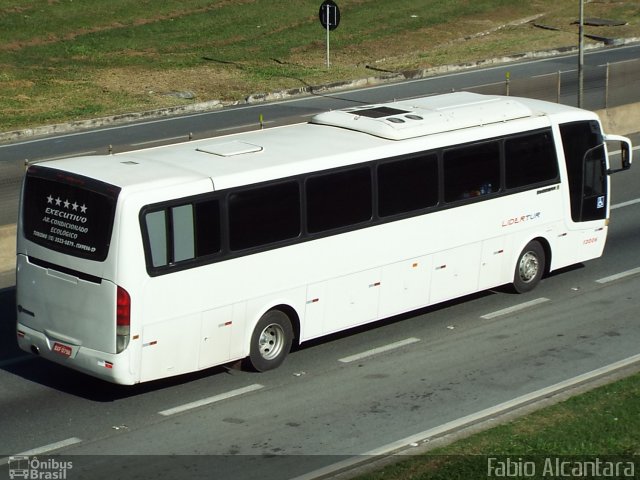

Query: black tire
[512,240,546,293]
[248,310,293,372]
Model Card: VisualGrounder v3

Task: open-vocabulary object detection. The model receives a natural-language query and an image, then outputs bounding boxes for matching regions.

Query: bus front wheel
[248,310,293,372]
[513,240,545,293]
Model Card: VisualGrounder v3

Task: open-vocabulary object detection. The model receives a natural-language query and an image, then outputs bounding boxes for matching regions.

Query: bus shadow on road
[0,287,22,361]
[1,349,240,402]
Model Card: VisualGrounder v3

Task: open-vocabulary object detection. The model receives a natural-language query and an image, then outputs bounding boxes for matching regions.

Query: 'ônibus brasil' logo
[8,456,73,479]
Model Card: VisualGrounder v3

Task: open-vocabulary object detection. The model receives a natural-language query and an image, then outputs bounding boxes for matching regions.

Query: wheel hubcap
[519,251,539,283]
[258,323,285,360]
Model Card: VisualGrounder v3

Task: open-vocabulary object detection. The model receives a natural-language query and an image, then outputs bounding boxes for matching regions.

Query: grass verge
[354,371,640,479]
[1,0,639,132]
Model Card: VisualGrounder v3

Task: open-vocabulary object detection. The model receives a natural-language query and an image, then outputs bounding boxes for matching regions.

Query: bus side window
[306,166,372,233]
[443,141,500,202]
[144,205,196,266]
[171,204,195,262]
[145,210,168,267]
[228,181,301,251]
[144,199,221,269]
[505,130,558,189]
[378,153,438,217]
[194,199,221,257]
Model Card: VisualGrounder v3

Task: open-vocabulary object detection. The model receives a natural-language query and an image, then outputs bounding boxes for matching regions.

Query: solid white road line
[596,266,640,284]
[0,437,82,465]
[338,337,421,363]
[130,135,189,147]
[611,198,640,210]
[480,297,550,320]
[290,352,640,480]
[217,121,275,132]
[158,384,264,416]
[36,151,97,162]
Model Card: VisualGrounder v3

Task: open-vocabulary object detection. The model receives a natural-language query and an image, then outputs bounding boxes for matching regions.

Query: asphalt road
[1,45,640,480]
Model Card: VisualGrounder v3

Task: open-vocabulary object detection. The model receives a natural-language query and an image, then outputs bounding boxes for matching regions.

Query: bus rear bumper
[16,323,137,385]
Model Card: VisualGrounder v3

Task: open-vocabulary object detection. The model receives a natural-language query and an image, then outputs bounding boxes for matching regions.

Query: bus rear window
[22,166,121,261]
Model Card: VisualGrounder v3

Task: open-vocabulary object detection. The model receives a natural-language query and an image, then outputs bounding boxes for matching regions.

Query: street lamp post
[578,0,584,107]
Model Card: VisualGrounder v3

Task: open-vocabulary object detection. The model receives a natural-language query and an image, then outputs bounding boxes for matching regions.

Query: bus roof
[41,92,595,192]
[311,91,536,140]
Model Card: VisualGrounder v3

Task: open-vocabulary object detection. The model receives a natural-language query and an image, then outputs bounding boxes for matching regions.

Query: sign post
[318,0,340,69]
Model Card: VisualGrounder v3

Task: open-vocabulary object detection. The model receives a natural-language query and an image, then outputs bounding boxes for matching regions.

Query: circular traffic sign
[319,0,340,31]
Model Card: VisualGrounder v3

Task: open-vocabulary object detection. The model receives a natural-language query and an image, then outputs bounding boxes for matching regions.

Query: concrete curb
[1,38,639,145]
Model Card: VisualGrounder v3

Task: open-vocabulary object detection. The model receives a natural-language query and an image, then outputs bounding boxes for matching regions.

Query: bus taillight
[116,286,131,353]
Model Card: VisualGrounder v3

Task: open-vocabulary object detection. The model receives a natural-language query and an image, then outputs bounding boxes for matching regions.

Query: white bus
[16,92,632,385]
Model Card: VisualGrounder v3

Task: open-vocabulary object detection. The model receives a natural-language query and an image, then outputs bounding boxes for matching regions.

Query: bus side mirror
[604,134,632,174]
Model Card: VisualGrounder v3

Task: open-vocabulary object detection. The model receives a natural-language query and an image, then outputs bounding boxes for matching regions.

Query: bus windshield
[22,165,121,262]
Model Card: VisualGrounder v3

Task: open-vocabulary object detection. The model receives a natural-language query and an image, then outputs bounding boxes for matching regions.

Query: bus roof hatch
[197,141,263,157]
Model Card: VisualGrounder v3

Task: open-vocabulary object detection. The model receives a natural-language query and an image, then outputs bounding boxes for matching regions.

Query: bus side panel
[378,256,432,319]
[430,243,482,304]
[548,223,608,272]
[478,236,508,291]
[321,268,381,335]
[304,282,326,340]
[139,311,201,383]
[199,305,234,369]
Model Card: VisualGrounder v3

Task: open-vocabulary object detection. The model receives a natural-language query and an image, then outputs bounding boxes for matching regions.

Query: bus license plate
[52,342,72,357]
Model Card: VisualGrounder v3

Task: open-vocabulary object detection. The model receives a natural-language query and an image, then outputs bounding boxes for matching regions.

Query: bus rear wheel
[513,240,545,293]
[248,310,293,372]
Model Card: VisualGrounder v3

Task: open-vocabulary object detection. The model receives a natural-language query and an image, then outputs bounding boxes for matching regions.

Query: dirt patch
[96,65,252,101]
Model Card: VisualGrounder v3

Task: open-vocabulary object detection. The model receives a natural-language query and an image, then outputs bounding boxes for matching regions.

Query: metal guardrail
[465,58,640,110]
